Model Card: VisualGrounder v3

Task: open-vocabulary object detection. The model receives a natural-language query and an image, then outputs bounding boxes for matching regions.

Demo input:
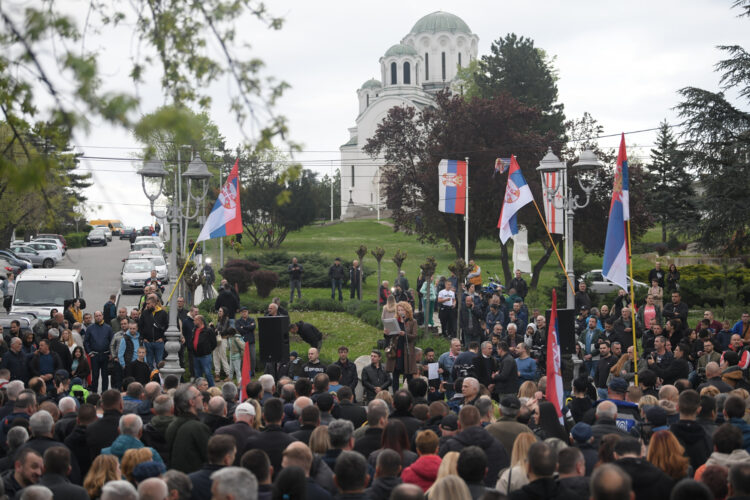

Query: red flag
[240,341,252,401]
[546,289,564,422]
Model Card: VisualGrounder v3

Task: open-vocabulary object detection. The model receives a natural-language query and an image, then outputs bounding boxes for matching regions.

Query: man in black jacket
[491,341,518,400]
[188,434,236,500]
[508,270,528,299]
[439,406,509,487]
[669,389,711,471]
[38,447,88,500]
[189,315,218,387]
[460,295,484,347]
[288,257,304,303]
[138,295,168,370]
[509,442,577,500]
[663,291,689,332]
[349,260,362,300]
[47,328,72,372]
[595,341,617,398]
[472,341,497,389]
[290,321,323,350]
[0,337,29,383]
[28,340,63,392]
[329,258,346,302]
[354,401,387,459]
[336,387,366,429]
[613,438,673,500]
[214,281,240,319]
[361,350,391,403]
[85,389,122,458]
[242,398,297,478]
[334,346,358,395]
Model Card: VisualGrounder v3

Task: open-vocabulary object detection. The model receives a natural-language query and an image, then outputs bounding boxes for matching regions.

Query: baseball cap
[54,369,69,380]
[290,351,299,358]
[239,306,248,312]
[570,422,592,443]
[132,461,166,482]
[440,414,458,431]
[70,377,83,387]
[500,395,521,410]
[608,377,628,394]
[235,402,256,417]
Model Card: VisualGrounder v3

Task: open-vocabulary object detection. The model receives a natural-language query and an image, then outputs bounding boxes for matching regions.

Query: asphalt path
[58,238,172,314]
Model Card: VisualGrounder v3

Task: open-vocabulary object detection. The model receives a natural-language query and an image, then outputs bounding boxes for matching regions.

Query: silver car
[580,269,647,295]
[11,244,58,268]
[138,254,168,281]
[121,259,156,294]
[9,245,47,268]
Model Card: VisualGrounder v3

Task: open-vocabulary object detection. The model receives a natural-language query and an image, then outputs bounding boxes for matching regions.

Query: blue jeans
[145,341,165,370]
[331,279,343,301]
[584,359,597,378]
[290,280,302,302]
[195,355,215,387]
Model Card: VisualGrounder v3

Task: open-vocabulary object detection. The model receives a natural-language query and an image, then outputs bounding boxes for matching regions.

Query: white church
[340,11,479,219]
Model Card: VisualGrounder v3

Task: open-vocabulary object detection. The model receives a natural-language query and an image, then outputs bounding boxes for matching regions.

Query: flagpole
[627,219,639,386]
[166,239,201,305]
[464,157,469,264]
[531,199,576,297]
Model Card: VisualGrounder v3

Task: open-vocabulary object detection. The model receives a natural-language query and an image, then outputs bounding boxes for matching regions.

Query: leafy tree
[676,2,750,254]
[364,91,552,260]
[392,249,407,274]
[645,121,697,243]
[240,150,318,248]
[474,33,566,139]
[371,247,385,310]
[0,1,292,194]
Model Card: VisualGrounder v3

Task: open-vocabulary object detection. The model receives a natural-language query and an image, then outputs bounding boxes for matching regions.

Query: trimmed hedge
[245,251,374,288]
[252,270,280,298]
[64,232,88,249]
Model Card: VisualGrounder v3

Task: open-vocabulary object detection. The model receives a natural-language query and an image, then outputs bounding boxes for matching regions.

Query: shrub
[64,232,88,249]
[220,265,254,293]
[198,298,216,315]
[252,270,280,298]
[224,259,261,273]
[309,298,346,312]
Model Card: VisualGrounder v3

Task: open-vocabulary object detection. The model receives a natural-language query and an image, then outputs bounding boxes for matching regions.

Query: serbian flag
[546,289,564,423]
[493,157,511,177]
[240,342,252,401]
[602,135,630,290]
[438,159,467,215]
[197,159,242,242]
[497,156,533,243]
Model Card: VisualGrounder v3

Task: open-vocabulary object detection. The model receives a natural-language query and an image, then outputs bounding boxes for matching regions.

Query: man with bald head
[101,413,164,463]
[698,361,733,393]
[283,396,312,433]
[137,477,169,500]
[282,441,332,500]
[201,396,232,433]
[590,463,633,500]
[591,401,640,444]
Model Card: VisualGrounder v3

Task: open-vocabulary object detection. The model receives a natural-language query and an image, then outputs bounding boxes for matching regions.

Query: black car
[86,229,108,246]
[139,226,152,236]
[120,227,135,240]
[0,250,32,270]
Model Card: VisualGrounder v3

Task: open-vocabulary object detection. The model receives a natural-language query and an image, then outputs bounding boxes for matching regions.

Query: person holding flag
[497,156,534,243]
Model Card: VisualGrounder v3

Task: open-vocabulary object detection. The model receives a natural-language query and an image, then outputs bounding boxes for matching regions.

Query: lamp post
[537,148,603,309]
[139,155,212,378]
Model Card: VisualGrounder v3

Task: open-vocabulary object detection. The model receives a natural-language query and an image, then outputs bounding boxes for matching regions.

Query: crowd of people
[1,259,750,500]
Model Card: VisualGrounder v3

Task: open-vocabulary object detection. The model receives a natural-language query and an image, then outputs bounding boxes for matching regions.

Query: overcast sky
[73,0,749,226]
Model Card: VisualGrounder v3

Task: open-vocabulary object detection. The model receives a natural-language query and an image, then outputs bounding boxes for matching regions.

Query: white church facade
[340,11,479,219]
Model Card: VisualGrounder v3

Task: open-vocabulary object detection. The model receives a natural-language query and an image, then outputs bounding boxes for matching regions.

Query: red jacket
[401,454,441,492]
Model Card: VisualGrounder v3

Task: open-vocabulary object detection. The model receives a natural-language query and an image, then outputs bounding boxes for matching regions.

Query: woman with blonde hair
[84,454,121,499]
[382,294,397,321]
[309,426,330,455]
[647,430,690,480]
[121,448,153,484]
[384,301,418,391]
[375,390,393,411]
[60,329,76,353]
[425,452,460,498]
[428,475,471,500]
[496,431,536,494]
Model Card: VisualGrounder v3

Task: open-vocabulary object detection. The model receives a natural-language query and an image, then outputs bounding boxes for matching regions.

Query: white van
[11,268,84,317]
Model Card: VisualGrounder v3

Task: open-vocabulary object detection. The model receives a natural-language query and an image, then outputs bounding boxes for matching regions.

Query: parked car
[120,227,135,240]
[86,229,108,247]
[31,238,65,256]
[121,259,156,294]
[9,245,52,268]
[22,242,63,264]
[138,254,168,281]
[131,241,161,254]
[0,258,22,279]
[0,312,47,339]
[95,225,113,241]
[139,226,153,236]
[135,235,164,250]
[580,269,647,295]
[0,250,32,270]
[34,234,67,251]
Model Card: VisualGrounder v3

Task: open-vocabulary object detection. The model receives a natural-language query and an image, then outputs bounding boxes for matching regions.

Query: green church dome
[384,43,418,58]
[410,11,471,35]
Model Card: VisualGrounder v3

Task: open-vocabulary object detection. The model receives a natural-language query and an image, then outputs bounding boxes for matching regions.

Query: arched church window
[458,52,462,67]
[403,62,411,84]
[425,53,429,80]
[366,94,369,107]
[390,62,397,85]
[351,165,355,187]
[441,52,446,81]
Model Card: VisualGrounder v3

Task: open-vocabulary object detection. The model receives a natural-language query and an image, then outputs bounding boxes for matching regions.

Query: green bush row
[245,250,375,288]
[197,296,384,329]
[633,264,750,308]
[64,232,89,249]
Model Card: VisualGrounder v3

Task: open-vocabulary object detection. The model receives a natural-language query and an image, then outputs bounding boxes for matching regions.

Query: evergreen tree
[676,3,750,254]
[646,121,696,243]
